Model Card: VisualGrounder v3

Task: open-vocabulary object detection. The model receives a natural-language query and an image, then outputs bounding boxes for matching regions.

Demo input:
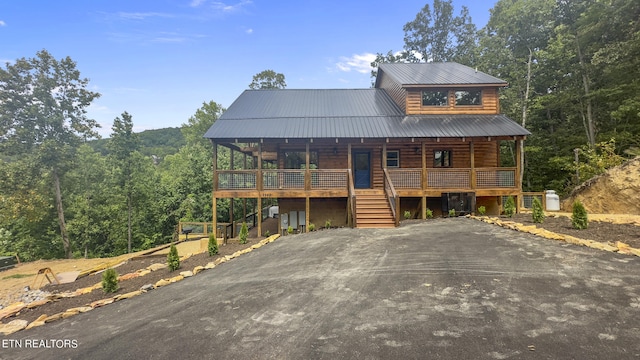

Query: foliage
[403,210,412,220]
[477,206,486,216]
[570,139,625,184]
[532,197,545,223]
[264,230,270,237]
[287,226,294,235]
[448,209,456,217]
[167,243,180,271]
[308,223,315,231]
[504,197,516,217]
[181,101,225,147]
[248,70,286,90]
[571,201,589,230]
[101,268,119,293]
[324,219,332,229]
[239,222,248,244]
[425,208,433,219]
[208,234,218,256]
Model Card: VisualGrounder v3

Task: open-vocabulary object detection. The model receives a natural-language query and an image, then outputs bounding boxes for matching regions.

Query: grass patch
[2,273,35,280]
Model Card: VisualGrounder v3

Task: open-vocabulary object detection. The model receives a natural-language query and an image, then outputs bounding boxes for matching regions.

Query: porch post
[515,138,522,213]
[421,141,427,219]
[211,140,217,241]
[229,148,235,237]
[257,142,263,237]
[382,143,387,170]
[347,143,352,171]
[470,141,476,190]
[305,197,310,233]
[305,142,311,190]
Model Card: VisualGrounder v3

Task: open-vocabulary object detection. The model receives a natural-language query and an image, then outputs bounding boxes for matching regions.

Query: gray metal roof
[376,62,508,87]
[204,87,530,140]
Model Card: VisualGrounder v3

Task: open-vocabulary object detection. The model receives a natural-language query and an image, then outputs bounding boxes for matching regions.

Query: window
[386,150,399,168]
[284,151,318,169]
[422,90,449,106]
[455,90,482,106]
[434,150,452,167]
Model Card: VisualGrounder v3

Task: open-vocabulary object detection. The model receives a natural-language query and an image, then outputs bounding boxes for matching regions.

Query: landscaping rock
[154,279,171,288]
[140,284,154,292]
[0,319,28,335]
[147,263,167,271]
[179,271,194,278]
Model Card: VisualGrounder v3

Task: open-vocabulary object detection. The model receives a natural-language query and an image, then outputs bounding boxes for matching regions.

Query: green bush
[532,197,545,223]
[239,222,248,244]
[571,201,589,229]
[308,223,315,231]
[325,219,332,228]
[208,234,218,256]
[477,206,486,216]
[425,208,433,219]
[167,243,180,271]
[287,225,294,235]
[403,210,412,220]
[101,268,119,293]
[448,208,456,217]
[504,196,516,217]
[264,230,270,237]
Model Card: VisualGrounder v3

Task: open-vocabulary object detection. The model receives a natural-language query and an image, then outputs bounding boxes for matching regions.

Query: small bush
[239,222,248,244]
[287,226,294,235]
[403,210,412,220]
[571,200,588,229]
[532,197,545,223]
[325,219,332,228]
[264,230,270,237]
[504,196,516,217]
[102,268,119,293]
[448,208,456,217]
[208,234,218,256]
[477,206,486,216]
[425,208,433,219]
[167,243,180,271]
[308,223,315,231]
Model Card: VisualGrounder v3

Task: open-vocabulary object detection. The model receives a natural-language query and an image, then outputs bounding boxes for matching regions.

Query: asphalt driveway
[3,218,640,360]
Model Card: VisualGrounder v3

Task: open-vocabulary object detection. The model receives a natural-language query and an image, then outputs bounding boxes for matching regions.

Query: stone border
[470,215,640,257]
[0,234,281,335]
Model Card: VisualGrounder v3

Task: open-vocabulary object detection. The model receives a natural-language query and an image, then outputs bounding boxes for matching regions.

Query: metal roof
[376,62,508,87]
[204,87,530,140]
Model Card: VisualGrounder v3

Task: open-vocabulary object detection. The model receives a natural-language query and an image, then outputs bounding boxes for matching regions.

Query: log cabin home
[204,62,530,236]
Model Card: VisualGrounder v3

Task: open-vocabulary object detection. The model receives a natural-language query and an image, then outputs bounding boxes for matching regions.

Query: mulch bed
[5,215,640,328]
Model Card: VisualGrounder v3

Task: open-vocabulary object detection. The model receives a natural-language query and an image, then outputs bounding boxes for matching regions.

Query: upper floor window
[434,150,452,167]
[422,90,449,106]
[455,90,482,106]
[386,150,399,168]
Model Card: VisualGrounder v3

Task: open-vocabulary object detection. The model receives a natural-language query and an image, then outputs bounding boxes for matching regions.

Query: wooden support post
[305,197,310,233]
[382,143,387,169]
[422,196,427,219]
[257,197,262,238]
[421,142,427,190]
[257,142,263,237]
[305,142,311,190]
[211,141,218,241]
[347,143,352,171]
[470,142,476,190]
[515,139,522,214]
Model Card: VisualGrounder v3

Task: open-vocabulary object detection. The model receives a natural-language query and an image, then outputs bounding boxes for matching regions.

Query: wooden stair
[355,190,396,228]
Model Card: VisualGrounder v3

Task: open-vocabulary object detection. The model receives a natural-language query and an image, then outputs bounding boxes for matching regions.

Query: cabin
[204,62,530,236]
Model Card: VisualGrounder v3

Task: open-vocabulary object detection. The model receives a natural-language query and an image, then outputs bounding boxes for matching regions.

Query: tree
[0,50,101,258]
[402,0,478,63]
[248,70,286,89]
[181,100,225,147]
[108,112,140,253]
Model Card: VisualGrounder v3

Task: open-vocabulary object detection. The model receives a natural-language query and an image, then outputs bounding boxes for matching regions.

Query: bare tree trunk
[127,193,132,253]
[53,169,71,258]
[519,48,533,189]
[576,33,595,147]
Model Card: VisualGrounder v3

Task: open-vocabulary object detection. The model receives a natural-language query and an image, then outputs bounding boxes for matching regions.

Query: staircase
[354,190,396,228]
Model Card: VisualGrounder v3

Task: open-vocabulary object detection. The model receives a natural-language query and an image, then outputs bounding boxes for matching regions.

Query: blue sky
[0,0,494,137]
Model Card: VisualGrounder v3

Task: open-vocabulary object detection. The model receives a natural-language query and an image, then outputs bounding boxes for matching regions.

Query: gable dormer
[375,63,507,115]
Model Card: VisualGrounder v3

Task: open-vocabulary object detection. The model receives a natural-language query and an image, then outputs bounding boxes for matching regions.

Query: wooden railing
[383,169,399,226]
[387,168,517,190]
[216,169,349,191]
[347,169,356,227]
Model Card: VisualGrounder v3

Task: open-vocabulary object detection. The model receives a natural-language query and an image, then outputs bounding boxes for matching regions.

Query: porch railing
[387,167,517,190]
[217,169,349,191]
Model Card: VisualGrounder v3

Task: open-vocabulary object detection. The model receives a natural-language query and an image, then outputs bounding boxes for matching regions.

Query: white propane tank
[545,190,560,211]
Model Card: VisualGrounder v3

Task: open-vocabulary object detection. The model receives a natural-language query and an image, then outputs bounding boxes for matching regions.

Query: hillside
[89,127,185,160]
[561,157,640,214]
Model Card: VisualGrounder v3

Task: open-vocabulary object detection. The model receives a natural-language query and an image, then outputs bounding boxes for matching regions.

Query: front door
[353,151,371,189]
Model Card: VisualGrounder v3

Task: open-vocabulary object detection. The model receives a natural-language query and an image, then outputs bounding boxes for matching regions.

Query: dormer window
[422,90,449,106]
[455,90,482,106]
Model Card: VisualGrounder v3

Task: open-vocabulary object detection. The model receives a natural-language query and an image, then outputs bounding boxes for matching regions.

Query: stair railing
[383,168,399,226]
[347,169,357,227]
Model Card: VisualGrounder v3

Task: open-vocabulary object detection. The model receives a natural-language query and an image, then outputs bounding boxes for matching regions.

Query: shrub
[477,206,486,216]
[102,268,119,293]
[239,222,248,244]
[167,243,180,271]
[571,200,588,229]
[448,208,456,217]
[325,219,332,229]
[504,196,516,217]
[264,230,270,237]
[308,223,315,231]
[287,226,294,235]
[425,208,433,219]
[208,234,218,256]
[403,210,412,220]
[532,197,545,223]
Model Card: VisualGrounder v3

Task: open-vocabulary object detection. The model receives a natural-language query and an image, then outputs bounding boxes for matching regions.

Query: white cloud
[117,12,175,20]
[191,0,252,13]
[0,20,6,27]
[335,53,377,74]
[245,28,253,34]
